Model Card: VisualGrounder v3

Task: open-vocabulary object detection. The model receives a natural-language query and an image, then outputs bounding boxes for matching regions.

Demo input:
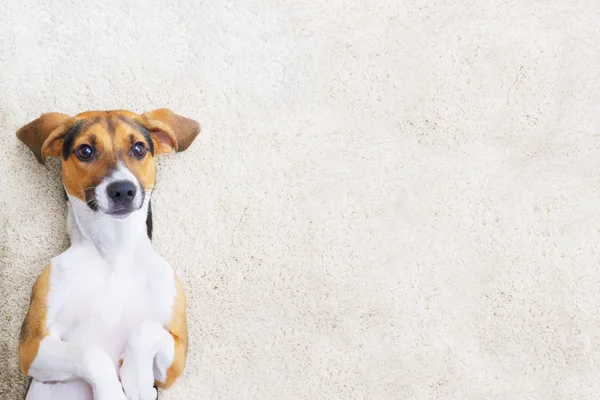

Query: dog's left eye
[76,145,94,161]
[131,142,147,159]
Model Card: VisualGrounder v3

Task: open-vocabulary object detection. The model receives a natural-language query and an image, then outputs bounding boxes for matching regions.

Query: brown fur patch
[18,266,51,374]
[156,275,188,388]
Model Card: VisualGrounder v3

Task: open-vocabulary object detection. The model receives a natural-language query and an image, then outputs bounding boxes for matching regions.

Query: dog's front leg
[26,337,127,400]
[20,267,127,400]
[119,320,176,400]
[120,275,188,399]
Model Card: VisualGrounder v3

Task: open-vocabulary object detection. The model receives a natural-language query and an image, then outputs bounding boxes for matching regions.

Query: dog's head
[17,109,200,218]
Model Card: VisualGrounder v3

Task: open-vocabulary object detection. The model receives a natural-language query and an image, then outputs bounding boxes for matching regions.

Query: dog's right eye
[76,145,94,161]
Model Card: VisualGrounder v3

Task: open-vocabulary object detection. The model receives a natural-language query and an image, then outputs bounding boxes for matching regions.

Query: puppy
[16,109,200,400]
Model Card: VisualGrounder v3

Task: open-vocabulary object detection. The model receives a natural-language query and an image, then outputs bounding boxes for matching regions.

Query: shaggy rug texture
[1,0,599,399]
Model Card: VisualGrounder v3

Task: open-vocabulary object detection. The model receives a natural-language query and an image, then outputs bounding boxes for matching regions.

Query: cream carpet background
[1,0,600,399]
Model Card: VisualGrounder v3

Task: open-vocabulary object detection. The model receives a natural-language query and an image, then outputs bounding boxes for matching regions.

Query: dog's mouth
[103,194,145,219]
[83,194,143,218]
[105,207,136,219]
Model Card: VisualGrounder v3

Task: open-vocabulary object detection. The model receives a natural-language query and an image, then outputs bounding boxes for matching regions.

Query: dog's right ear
[16,113,71,164]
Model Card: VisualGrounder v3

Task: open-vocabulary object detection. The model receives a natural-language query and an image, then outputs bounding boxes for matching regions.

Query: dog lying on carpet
[16,109,200,400]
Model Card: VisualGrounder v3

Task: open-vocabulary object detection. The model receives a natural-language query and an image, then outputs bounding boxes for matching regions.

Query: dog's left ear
[142,109,200,154]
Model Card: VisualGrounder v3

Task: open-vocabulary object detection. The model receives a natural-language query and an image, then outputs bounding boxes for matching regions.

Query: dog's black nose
[107,180,137,204]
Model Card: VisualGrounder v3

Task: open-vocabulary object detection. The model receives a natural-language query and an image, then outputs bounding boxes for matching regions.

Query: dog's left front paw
[119,357,157,400]
[122,385,157,400]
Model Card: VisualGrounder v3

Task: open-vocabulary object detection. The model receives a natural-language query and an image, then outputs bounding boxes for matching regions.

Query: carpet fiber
[1,0,600,399]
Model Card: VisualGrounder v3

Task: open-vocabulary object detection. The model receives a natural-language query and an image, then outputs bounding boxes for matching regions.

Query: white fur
[25,168,177,400]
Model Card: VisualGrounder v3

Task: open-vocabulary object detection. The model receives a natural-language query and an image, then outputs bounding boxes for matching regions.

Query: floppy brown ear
[16,113,71,164]
[142,109,200,154]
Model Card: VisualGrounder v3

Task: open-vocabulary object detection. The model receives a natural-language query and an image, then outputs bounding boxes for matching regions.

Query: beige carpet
[1,0,600,399]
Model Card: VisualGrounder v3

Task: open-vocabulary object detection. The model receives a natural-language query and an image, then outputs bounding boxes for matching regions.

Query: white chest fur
[47,243,176,365]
